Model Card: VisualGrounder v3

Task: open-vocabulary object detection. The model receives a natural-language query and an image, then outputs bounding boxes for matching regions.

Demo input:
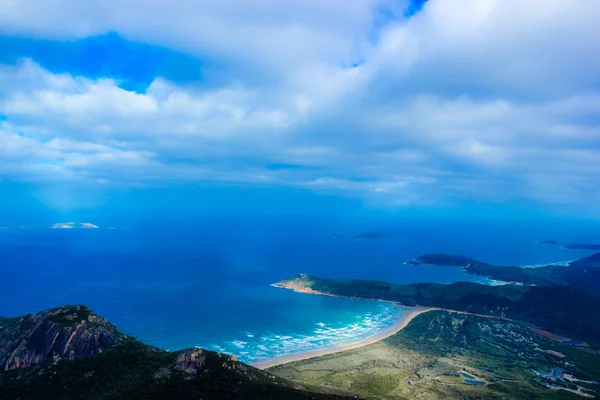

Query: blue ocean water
[0,217,598,364]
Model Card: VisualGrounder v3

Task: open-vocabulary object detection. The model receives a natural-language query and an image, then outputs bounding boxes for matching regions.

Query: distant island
[540,240,560,245]
[49,222,99,229]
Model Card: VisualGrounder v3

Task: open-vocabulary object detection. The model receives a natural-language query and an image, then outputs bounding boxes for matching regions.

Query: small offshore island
[49,222,99,229]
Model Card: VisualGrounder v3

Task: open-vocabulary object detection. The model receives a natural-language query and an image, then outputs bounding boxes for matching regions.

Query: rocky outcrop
[174,348,207,375]
[153,348,208,379]
[0,305,129,371]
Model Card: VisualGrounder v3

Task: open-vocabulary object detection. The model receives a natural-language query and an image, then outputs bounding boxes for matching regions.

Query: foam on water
[519,259,576,268]
[202,302,406,364]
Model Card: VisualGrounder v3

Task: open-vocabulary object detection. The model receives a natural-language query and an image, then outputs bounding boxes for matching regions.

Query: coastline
[253,307,436,369]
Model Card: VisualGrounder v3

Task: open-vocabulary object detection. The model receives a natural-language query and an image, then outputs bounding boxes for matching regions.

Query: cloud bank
[1,0,599,209]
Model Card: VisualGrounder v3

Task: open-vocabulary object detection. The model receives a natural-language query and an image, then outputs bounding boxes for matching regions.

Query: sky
[1,0,600,221]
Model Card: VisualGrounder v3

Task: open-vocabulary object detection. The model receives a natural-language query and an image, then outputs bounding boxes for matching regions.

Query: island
[540,240,560,245]
[49,222,99,229]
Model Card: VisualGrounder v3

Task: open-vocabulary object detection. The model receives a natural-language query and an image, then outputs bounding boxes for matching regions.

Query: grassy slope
[269,311,600,400]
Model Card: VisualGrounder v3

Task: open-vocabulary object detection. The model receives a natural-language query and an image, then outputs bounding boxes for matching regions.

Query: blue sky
[1,0,600,220]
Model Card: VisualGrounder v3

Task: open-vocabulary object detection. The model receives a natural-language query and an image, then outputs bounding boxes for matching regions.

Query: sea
[1,217,598,364]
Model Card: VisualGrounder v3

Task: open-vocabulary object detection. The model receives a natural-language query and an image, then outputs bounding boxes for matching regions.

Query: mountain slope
[0,306,356,400]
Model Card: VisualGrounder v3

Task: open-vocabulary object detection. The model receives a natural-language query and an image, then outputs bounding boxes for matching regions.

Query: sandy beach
[253,307,436,369]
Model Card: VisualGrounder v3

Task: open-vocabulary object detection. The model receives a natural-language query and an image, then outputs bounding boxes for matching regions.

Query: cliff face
[0,305,129,371]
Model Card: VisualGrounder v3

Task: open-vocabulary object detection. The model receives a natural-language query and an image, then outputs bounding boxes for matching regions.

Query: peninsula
[273,273,600,343]
[408,252,600,293]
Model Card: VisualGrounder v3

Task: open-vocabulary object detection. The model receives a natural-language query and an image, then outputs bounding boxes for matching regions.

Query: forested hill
[408,252,600,294]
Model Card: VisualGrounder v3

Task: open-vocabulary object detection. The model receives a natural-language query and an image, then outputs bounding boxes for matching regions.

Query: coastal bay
[254,307,435,369]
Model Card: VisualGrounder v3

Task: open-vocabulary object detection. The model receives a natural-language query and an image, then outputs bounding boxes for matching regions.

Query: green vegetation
[46,305,92,325]
[269,311,600,400]
[0,341,357,400]
[282,275,600,342]
[271,251,600,398]
[410,253,600,294]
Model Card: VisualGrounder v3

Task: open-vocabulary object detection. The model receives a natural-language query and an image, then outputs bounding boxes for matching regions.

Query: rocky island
[49,222,99,229]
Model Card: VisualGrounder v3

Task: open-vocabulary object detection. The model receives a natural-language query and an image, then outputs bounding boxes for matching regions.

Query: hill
[409,253,600,294]
[0,306,356,400]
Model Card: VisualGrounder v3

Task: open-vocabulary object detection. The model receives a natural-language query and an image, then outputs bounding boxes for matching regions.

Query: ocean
[1,217,598,364]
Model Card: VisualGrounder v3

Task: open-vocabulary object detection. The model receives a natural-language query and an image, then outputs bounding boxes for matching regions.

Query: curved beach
[253,307,436,369]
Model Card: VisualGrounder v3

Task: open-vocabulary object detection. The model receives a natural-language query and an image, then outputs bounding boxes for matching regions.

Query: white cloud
[0,0,600,209]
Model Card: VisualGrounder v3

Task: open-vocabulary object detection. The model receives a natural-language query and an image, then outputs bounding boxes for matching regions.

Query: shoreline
[253,306,436,369]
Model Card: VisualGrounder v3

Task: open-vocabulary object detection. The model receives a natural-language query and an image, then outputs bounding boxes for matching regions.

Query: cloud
[0,0,599,210]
